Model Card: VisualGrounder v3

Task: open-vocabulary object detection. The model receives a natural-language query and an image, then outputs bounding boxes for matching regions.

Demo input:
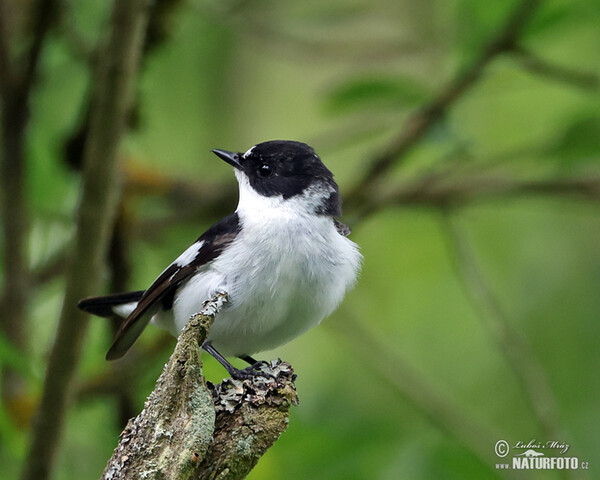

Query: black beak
[212,149,243,170]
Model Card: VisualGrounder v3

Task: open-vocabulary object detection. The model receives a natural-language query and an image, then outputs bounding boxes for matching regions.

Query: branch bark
[100,295,222,480]
[20,1,152,480]
[101,293,298,480]
[197,361,298,480]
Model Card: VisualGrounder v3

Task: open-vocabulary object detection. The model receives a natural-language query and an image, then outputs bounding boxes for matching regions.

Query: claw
[230,361,277,382]
[203,341,278,382]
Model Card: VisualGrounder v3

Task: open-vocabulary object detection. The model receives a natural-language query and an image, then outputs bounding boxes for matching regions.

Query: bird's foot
[230,360,277,382]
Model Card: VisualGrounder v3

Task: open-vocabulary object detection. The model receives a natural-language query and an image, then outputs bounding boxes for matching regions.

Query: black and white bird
[79,140,362,378]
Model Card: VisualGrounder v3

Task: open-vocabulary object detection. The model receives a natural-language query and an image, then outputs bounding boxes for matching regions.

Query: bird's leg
[203,342,274,381]
[238,354,273,375]
[239,354,258,366]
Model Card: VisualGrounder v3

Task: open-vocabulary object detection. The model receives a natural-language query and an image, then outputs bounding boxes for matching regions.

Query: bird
[78,140,362,378]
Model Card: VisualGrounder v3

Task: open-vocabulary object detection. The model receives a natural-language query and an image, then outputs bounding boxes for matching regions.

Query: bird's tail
[78,291,145,318]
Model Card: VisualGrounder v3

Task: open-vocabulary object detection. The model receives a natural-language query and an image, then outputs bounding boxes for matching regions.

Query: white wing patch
[174,241,204,267]
[112,301,138,318]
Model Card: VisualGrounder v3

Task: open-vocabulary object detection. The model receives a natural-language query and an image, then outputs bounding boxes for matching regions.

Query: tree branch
[20,0,58,102]
[0,0,58,417]
[354,170,600,221]
[512,45,600,91]
[346,0,542,212]
[197,361,298,480]
[399,172,600,203]
[100,294,224,480]
[20,2,152,480]
[0,0,14,90]
[101,292,298,480]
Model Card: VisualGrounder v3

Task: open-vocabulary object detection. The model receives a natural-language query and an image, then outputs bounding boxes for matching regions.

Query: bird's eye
[258,163,273,177]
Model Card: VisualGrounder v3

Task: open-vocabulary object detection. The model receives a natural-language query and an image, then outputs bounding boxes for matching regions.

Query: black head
[212,140,341,216]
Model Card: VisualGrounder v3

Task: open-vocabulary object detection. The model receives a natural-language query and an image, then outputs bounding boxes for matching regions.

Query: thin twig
[346,0,542,211]
[122,167,600,236]
[356,172,600,220]
[330,315,508,474]
[194,1,422,64]
[512,45,600,91]
[440,213,565,442]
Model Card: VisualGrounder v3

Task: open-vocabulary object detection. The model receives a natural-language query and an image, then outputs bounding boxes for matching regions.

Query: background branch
[332,315,502,471]
[0,0,58,420]
[440,213,565,442]
[512,45,600,91]
[20,1,152,479]
[346,0,542,212]
[357,172,600,220]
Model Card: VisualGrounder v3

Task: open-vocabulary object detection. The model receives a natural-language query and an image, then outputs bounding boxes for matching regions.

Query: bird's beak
[212,149,243,170]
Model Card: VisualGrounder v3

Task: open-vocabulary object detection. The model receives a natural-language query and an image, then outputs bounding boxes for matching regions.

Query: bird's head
[213,140,341,217]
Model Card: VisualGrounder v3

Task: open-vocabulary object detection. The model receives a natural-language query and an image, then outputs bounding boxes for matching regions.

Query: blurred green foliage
[1,0,599,479]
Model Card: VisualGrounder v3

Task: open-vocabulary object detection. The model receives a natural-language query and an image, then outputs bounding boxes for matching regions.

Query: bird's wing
[106,213,241,360]
[334,219,351,236]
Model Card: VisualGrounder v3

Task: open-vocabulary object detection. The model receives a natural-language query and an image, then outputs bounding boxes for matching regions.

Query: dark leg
[203,342,274,380]
[203,341,239,377]
[239,354,259,366]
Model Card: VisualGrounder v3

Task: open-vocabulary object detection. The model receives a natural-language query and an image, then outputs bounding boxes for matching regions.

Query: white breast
[172,199,361,356]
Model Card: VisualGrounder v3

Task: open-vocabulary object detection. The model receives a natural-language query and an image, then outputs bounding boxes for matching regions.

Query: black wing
[334,219,351,236]
[105,213,241,360]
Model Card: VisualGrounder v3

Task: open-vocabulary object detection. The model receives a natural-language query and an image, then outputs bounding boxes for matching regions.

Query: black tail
[78,291,145,317]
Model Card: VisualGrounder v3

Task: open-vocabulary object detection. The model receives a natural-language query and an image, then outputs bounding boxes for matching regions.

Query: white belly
[170,215,361,356]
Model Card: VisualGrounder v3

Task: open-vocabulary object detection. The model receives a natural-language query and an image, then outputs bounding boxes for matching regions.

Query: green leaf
[324,76,431,114]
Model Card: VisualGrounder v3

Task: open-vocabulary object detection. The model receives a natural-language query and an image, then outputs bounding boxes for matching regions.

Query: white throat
[234,170,336,220]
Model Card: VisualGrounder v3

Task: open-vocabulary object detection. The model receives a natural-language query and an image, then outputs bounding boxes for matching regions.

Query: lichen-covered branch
[197,362,298,480]
[102,292,298,480]
[101,294,225,480]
